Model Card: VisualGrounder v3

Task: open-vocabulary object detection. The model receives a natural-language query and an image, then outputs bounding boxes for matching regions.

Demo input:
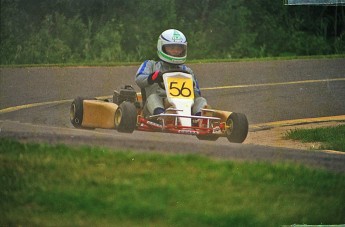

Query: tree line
[1,0,344,64]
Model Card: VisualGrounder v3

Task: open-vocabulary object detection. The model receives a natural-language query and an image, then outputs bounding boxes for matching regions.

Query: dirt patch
[245,121,345,153]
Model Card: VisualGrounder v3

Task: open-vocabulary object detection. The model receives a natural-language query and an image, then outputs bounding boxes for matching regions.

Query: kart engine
[113,85,137,105]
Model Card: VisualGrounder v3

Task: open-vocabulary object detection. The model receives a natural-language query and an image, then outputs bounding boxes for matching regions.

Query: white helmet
[157,29,187,64]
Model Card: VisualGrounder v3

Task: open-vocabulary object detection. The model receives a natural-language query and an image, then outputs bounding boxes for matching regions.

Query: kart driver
[135,29,208,116]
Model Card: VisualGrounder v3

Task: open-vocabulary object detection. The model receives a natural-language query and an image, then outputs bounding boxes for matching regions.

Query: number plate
[167,77,194,99]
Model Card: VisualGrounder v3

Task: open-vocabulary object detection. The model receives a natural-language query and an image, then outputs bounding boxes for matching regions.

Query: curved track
[1,59,345,172]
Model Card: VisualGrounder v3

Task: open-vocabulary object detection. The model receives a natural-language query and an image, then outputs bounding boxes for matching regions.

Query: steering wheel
[157,69,191,90]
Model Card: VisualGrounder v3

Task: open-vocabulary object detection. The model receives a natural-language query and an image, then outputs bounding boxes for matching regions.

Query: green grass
[1,139,344,226]
[285,125,345,152]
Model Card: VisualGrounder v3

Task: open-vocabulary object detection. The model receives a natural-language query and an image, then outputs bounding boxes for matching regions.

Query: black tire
[70,97,95,129]
[70,97,84,128]
[196,134,219,141]
[114,101,137,133]
[226,113,248,143]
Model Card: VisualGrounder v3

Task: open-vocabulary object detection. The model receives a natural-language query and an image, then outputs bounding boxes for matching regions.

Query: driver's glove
[147,70,163,84]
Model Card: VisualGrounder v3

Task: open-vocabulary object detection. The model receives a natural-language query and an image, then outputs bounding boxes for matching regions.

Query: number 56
[169,81,192,98]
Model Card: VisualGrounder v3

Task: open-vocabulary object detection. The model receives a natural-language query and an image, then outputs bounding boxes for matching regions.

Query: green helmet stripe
[158,50,186,62]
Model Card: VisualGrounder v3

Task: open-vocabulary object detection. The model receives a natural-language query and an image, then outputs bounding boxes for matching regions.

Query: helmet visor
[163,44,186,57]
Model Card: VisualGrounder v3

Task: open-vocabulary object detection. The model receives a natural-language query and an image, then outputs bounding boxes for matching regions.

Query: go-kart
[70,70,248,143]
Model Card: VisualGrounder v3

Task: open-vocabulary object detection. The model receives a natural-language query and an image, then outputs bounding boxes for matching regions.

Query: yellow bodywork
[202,108,232,122]
[202,108,233,137]
[81,100,118,129]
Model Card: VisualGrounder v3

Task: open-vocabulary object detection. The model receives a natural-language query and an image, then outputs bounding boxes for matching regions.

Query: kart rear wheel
[70,97,83,128]
[226,112,248,143]
[70,97,95,129]
[114,101,137,133]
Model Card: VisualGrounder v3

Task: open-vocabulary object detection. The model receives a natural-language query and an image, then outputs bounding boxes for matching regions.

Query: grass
[285,124,345,152]
[1,138,345,226]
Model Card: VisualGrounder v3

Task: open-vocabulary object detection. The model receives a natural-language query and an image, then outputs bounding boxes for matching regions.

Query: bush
[1,0,344,64]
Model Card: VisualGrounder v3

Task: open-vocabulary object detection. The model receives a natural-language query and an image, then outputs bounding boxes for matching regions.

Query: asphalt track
[1,58,345,172]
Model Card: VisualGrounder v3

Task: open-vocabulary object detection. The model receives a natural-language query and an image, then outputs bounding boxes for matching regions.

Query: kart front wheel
[226,112,248,143]
[114,101,137,133]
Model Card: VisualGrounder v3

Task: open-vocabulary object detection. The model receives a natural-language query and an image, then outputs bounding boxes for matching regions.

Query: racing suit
[135,60,207,116]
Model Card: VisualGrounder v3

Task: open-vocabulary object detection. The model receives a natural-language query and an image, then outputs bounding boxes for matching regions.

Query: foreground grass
[1,139,344,226]
[285,125,345,152]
